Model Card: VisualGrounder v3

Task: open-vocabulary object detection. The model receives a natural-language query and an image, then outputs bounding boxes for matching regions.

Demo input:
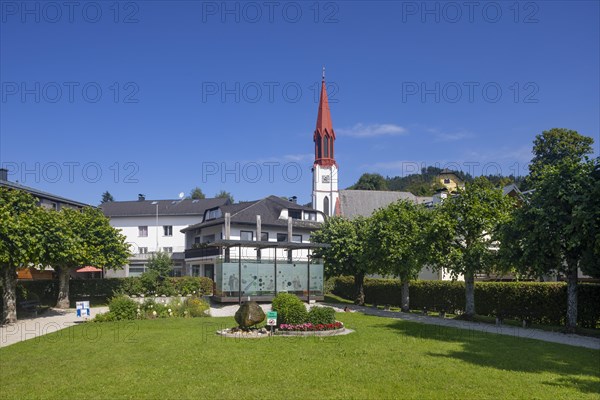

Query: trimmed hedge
[0,277,214,313]
[331,276,600,329]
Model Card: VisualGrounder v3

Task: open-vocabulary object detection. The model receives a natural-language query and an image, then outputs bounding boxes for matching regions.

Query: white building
[101,195,230,277]
[181,195,327,301]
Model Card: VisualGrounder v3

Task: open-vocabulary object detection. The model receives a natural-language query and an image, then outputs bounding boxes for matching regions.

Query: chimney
[289,196,297,204]
[138,194,145,201]
[0,168,8,182]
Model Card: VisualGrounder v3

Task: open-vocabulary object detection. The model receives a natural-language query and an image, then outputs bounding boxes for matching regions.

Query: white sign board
[76,301,90,318]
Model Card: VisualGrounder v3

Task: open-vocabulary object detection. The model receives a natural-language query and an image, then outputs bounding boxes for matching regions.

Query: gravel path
[2,302,598,350]
[325,302,600,350]
[0,307,109,348]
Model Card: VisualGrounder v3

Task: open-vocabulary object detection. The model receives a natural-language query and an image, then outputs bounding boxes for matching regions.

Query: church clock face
[322,175,330,183]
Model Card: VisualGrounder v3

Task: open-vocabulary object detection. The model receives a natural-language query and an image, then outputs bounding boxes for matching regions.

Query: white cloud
[427,127,474,142]
[338,123,408,138]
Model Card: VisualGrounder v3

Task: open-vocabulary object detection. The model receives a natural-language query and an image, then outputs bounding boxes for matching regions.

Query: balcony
[185,246,221,259]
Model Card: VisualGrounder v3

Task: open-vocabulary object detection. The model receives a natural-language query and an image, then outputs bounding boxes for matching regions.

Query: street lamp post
[151,201,159,252]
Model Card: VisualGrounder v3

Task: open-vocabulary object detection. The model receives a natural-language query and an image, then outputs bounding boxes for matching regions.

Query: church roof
[315,77,335,138]
[337,190,432,218]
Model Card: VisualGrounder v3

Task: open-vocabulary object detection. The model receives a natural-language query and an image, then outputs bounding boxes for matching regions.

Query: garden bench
[18,300,40,316]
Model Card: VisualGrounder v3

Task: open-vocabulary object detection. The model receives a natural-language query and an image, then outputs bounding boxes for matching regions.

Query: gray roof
[101,197,230,217]
[0,180,92,208]
[502,183,522,196]
[338,190,431,218]
[182,195,324,232]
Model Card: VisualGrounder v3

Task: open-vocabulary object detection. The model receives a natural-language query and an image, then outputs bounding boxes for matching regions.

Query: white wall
[313,163,339,216]
[110,215,202,254]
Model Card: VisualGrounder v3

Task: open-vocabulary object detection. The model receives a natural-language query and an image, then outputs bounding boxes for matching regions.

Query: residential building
[0,167,91,210]
[181,195,327,301]
[101,195,230,277]
[437,169,465,192]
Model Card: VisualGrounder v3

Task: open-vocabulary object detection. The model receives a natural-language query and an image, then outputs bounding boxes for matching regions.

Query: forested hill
[347,167,526,196]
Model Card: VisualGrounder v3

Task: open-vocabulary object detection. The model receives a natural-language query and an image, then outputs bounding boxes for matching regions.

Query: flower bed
[279,321,344,332]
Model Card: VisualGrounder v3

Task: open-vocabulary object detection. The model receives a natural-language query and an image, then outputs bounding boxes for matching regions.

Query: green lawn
[1,313,598,399]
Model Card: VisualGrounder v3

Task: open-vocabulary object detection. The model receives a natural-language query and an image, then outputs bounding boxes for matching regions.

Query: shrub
[330,276,600,328]
[108,295,139,320]
[93,312,117,322]
[308,306,336,325]
[171,276,212,296]
[183,296,210,317]
[271,292,308,325]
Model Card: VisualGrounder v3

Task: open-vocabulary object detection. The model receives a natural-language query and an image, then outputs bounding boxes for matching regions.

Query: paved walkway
[0,307,108,348]
[2,303,598,350]
[325,302,600,350]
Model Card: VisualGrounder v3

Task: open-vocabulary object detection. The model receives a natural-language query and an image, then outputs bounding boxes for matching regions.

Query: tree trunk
[401,279,410,312]
[464,270,475,320]
[565,264,578,333]
[56,267,71,309]
[2,266,18,324]
[354,272,365,306]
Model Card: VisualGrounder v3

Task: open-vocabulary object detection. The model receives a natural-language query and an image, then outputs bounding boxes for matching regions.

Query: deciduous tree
[367,200,430,311]
[0,188,44,324]
[500,130,597,331]
[430,178,514,319]
[311,216,374,305]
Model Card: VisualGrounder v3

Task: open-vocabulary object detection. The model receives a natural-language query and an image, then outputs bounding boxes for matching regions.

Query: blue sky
[1,0,599,205]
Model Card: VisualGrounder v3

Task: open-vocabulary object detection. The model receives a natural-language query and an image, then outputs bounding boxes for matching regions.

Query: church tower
[312,69,339,216]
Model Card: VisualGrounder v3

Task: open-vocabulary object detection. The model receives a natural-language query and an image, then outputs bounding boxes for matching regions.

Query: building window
[204,264,214,280]
[289,210,302,220]
[139,247,148,254]
[129,263,146,277]
[240,230,253,241]
[138,226,148,237]
[324,136,330,158]
[194,236,201,244]
[261,232,269,241]
[170,268,182,277]
[443,178,451,184]
[202,234,215,243]
[316,135,322,159]
[163,247,173,253]
[292,234,302,243]
[163,225,173,236]
[192,265,200,277]
[323,196,329,216]
[277,233,287,242]
[205,208,221,220]
[304,211,317,221]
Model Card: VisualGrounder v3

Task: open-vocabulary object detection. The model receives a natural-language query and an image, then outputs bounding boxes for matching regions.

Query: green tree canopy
[311,216,374,305]
[0,188,45,323]
[101,191,114,204]
[500,130,597,331]
[42,207,130,308]
[145,251,173,278]
[215,190,234,203]
[367,200,430,311]
[429,177,515,319]
[189,187,206,200]
[348,173,388,191]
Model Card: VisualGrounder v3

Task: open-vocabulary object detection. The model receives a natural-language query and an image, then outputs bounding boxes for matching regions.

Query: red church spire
[314,67,336,167]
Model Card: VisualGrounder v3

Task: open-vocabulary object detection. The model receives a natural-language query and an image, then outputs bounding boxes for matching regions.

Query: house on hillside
[437,169,465,193]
